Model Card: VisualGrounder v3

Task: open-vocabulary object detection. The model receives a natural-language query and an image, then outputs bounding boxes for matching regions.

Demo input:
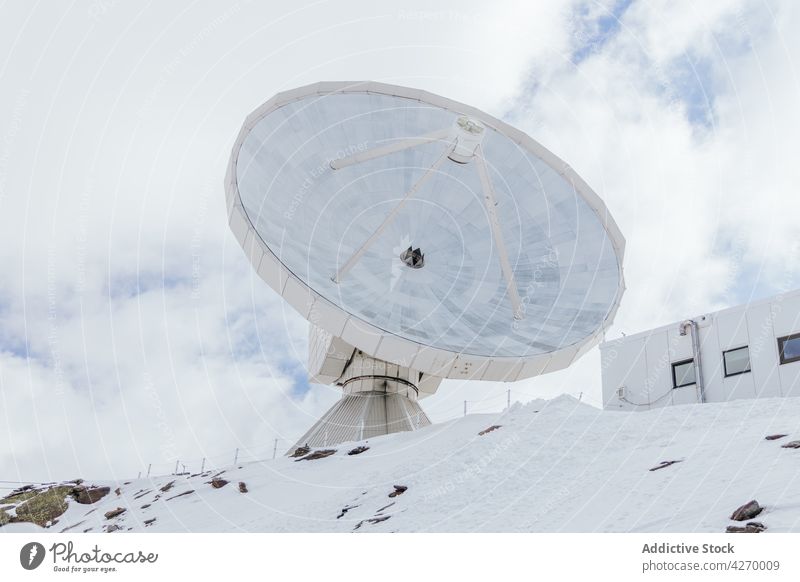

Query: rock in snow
[726,522,766,533]
[104,508,126,520]
[730,500,763,522]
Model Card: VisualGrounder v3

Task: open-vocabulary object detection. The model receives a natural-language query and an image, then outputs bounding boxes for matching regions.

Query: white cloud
[0,0,798,480]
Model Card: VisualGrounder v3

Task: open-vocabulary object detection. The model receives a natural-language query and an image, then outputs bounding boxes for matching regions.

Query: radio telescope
[225,81,625,452]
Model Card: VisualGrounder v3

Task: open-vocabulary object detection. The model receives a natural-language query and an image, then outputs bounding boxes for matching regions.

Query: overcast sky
[1,0,799,482]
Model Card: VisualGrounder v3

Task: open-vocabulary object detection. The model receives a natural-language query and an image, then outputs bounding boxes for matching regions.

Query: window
[672,359,696,388]
[778,333,800,365]
[723,346,751,377]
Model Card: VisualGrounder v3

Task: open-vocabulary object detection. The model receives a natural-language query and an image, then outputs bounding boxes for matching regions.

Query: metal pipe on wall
[679,320,706,403]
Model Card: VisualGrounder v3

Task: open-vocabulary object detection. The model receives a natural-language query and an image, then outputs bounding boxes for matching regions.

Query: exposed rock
[354,515,391,530]
[73,486,111,505]
[159,481,175,493]
[0,488,38,505]
[60,520,86,533]
[140,504,151,509]
[210,478,228,489]
[388,485,408,498]
[348,446,370,456]
[376,502,395,513]
[144,518,156,527]
[104,507,126,520]
[114,487,121,496]
[649,460,683,472]
[730,500,763,521]
[0,508,10,526]
[727,521,766,533]
[781,441,800,449]
[296,449,336,461]
[765,434,788,441]
[14,486,72,527]
[478,425,502,436]
[290,445,311,458]
[165,490,194,501]
[238,482,248,494]
[105,524,121,533]
[9,484,35,495]
[337,505,358,519]
[133,489,151,500]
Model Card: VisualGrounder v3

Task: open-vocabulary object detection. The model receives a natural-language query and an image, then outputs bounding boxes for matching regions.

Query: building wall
[601,289,800,410]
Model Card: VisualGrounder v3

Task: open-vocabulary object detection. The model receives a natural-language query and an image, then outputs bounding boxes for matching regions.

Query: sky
[0,0,799,481]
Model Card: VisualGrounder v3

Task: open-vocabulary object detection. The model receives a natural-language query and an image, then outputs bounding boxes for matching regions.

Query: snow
[8,395,800,533]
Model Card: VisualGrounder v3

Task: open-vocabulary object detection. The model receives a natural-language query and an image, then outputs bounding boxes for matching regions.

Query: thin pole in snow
[272,439,278,460]
[464,400,467,417]
[174,460,179,474]
[507,389,511,409]
[234,448,239,465]
[200,458,205,473]
[147,464,151,478]
[137,472,141,479]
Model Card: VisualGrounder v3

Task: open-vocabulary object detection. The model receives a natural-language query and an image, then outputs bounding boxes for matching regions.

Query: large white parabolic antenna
[226,81,625,451]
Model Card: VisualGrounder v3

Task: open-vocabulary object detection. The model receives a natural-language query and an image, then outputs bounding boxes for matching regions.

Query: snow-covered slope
[5,395,800,533]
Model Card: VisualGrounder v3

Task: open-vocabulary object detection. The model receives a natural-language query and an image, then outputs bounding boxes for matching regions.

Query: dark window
[778,333,800,365]
[672,359,696,388]
[723,346,751,377]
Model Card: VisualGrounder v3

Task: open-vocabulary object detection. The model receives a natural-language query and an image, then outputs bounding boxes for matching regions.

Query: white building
[601,288,800,410]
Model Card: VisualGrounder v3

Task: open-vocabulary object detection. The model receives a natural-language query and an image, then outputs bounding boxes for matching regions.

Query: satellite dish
[226,81,625,451]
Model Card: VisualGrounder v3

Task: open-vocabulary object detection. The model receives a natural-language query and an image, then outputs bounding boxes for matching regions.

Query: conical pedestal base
[290,390,431,452]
